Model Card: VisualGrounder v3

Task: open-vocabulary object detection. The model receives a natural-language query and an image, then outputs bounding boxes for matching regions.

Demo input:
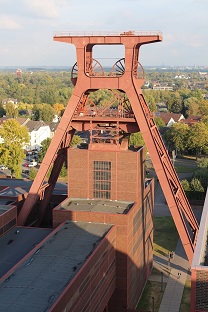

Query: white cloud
[0,15,23,30]
[24,0,61,19]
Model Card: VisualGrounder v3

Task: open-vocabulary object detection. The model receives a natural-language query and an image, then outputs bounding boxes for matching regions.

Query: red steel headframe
[18,31,198,263]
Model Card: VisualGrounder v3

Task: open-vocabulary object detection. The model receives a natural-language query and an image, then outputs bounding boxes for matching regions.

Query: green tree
[154,117,165,129]
[38,138,52,162]
[0,104,6,117]
[32,104,56,122]
[183,97,199,116]
[60,163,67,177]
[29,167,37,180]
[53,103,65,116]
[0,119,29,177]
[164,123,189,155]
[187,122,208,159]
[167,92,183,113]
[190,178,204,192]
[198,100,208,116]
[129,132,144,148]
[5,102,18,118]
[181,179,190,191]
[193,158,208,189]
[41,104,56,122]
[193,167,208,190]
[197,157,208,168]
[70,134,83,147]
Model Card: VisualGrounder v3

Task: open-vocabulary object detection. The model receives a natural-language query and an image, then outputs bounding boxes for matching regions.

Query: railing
[53,30,163,37]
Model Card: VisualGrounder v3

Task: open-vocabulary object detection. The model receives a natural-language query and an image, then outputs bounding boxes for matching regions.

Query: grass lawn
[153,216,179,258]
[179,276,191,312]
[137,216,179,311]
[174,165,194,173]
[137,280,165,312]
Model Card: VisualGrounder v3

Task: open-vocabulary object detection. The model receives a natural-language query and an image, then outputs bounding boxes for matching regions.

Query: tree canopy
[32,104,56,122]
[164,123,189,155]
[38,137,52,162]
[187,122,208,158]
[129,132,145,148]
[0,119,29,177]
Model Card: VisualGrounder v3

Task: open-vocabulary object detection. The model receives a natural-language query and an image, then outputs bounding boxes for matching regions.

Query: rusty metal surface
[17,31,198,264]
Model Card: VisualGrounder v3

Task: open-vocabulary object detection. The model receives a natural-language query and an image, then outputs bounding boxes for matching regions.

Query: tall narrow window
[93,161,111,199]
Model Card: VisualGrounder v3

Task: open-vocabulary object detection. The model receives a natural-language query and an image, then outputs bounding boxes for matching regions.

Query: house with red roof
[158,112,185,127]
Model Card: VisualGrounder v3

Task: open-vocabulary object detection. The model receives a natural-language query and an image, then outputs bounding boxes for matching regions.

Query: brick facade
[0,206,17,237]
[52,146,154,311]
[67,148,145,202]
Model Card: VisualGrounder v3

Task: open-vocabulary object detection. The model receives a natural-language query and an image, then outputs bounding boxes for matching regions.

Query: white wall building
[0,117,52,150]
[24,120,51,150]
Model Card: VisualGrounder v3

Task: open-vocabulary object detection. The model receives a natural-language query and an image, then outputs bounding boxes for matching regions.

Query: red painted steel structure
[17,31,198,263]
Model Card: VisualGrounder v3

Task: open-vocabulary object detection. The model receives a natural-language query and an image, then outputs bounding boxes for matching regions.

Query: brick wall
[53,186,154,311]
[0,206,17,237]
[68,147,145,202]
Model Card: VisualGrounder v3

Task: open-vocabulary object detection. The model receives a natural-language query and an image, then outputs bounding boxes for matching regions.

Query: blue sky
[0,0,207,67]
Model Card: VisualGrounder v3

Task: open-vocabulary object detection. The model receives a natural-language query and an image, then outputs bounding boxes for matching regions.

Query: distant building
[152,82,173,91]
[44,121,59,138]
[2,98,18,106]
[0,117,51,149]
[179,115,202,126]
[157,112,185,127]
[16,68,22,78]
[153,86,173,91]
[24,120,51,150]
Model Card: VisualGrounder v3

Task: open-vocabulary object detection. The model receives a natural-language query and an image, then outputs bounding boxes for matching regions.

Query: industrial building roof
[0,221,112,312]
[0,226,52,279]
[0,186,26,197]
[58,198,134,214]
[0,205,15,215]
[0,178,67,195]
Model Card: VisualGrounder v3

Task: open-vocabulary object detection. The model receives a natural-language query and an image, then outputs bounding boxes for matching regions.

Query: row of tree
[164,120,208,159]
[0,71,207,121]
[0,72,73,105]
[0,101,66,123]
[143,88,208,116]
[181,158,208,200]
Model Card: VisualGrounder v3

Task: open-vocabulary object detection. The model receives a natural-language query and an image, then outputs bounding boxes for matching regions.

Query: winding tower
[18,31,198,264]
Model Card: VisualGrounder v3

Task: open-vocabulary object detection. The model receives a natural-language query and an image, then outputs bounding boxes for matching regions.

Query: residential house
[157,112,185,127]
[0,117,51,150]
[2,98,18,107]
[25,120,51,150]
[44,121,59,139]
[179,115,202,126]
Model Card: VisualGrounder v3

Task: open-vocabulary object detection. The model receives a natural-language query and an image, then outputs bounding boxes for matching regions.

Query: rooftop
[0,178,67,195]
[0,226,52,279]
[0,221,112,312]
[58,198,134,214]
[0,205,15,215]
[0,187,26,197]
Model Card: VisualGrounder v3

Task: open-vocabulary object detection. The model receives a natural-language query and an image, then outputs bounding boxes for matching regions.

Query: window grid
[93,161,111,199]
